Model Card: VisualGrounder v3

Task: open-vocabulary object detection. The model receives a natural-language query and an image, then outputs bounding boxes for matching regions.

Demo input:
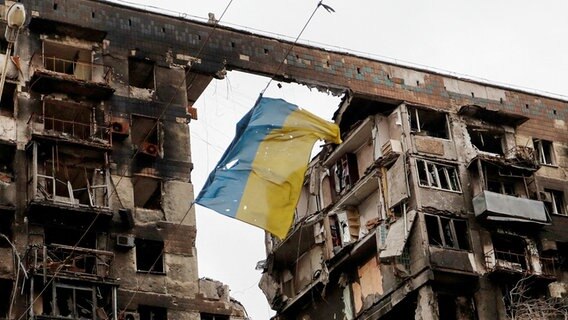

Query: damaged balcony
[27,141,112,225]
[29,97,111,148]
[27,244,115,283]
[30,41,114,100]
[473,190,549,224]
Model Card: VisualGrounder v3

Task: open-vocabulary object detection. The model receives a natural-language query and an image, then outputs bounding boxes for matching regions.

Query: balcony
[27,244,115,282]
[29,105,111,148]
[473,190,549,225]
[485,249,528,273]
[30,56,114,100]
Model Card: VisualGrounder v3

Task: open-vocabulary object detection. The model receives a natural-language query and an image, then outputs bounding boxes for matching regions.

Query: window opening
[139,305,167,320]
[128,58,155,89]
[409,106,449,139]
[332,153,358,195]
[0,213,14,248]
[543,189,566,215]
[425,214,470,250]
[533,139,555,165]
[467,127,504,154]
[0,82,16,116]
[54,284,95,319]
[417,159,461,192]
[135,238,164,273]
[0,144,15,182]
[492,234,528,271]
[0,279,12,318]
[133,177,162,209]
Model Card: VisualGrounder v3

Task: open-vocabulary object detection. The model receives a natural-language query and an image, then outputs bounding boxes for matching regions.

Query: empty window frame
[487,180,516,196]
[139,305,167,320]
[543,189,566,215]
[332,153,359,194]
[129,58,155,89]
[409,106,450,139]
[491,234,528,271]
[425,214,470,250]
[533,139,555,165]
[467,127,504,154]
[135,238,164,274]
[416,159,461,192]
[53,284,96,319]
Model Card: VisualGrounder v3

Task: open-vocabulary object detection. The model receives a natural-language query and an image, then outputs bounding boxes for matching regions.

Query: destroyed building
[0,0,566,319]
[256,51,568,319]
[0,1,249,319]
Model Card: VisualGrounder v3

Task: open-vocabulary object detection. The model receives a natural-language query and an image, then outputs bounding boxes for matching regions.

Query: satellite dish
[6,3,26,28]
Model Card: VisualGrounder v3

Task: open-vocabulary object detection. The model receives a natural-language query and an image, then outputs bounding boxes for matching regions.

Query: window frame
[544,189,566,216]
[533,139,556,166]
[408,106,451,140]
[416,159,461,193]
[135,238,165,275]
[424,214,471,251]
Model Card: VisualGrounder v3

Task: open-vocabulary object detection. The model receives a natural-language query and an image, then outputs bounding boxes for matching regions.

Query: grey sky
[119,1,568,319]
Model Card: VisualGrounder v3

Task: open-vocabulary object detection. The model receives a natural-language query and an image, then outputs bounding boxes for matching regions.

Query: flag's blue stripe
[195,98,298,218]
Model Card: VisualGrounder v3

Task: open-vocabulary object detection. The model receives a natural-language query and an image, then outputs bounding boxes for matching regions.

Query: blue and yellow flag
[196,97,341,239]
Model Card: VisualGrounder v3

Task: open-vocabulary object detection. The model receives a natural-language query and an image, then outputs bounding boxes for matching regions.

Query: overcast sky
[119,1,568,319]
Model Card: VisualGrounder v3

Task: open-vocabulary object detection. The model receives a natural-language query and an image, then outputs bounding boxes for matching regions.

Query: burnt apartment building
[0,1,566,320]
[0,0,249,319]
[255,52,568,319]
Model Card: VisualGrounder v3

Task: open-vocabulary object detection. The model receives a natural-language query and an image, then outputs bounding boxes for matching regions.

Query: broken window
[467,127,504,154]
[487,180,515,196]
[129,58,155,89]
[135,238,164,274]
[329,208,359,251]
[533,139,555,165]
[200,313,229,320]
[133,177,162,210]
[425,215,470,250]
[332,153,358,195]
[491,234,528,272]
[0,144,14,183]
[0,279,12,318]
[416,159,461,192]
[43,41,93,81]
[45,225,97,248]
[51,284,96,319]
[37,98,108,143]
[0,213,14,248]
[0,82,16,117]
[31,143,110,208]
[139,305,167,320]
[409,106,450,139]
[542,189,566,215]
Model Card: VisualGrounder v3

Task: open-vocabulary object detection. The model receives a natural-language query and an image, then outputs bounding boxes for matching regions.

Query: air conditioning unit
[123,311,140,320]
[116,234,135,249]
[140,142,159,157]
[110,117,130,137]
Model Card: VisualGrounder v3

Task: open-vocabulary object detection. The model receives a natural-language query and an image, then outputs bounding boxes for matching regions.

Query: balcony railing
[30,114,110,145]
[41,56,112,84]
[485,249,528,273]
[27,244,114,280]
[539,256,558,276]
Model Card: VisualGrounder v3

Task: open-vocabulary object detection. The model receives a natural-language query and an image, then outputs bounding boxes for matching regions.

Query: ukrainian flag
[196,97,341,239]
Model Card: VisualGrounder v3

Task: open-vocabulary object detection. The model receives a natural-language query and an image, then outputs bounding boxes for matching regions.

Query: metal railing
[485,249,528,273]
[539,256,558,276]
[29,113,111,145]
[27,244,114,279]
[41,56,112,83]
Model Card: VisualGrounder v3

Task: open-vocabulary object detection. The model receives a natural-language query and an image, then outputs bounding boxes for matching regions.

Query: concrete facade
[0,0,566,319]
[0,1,247,319]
